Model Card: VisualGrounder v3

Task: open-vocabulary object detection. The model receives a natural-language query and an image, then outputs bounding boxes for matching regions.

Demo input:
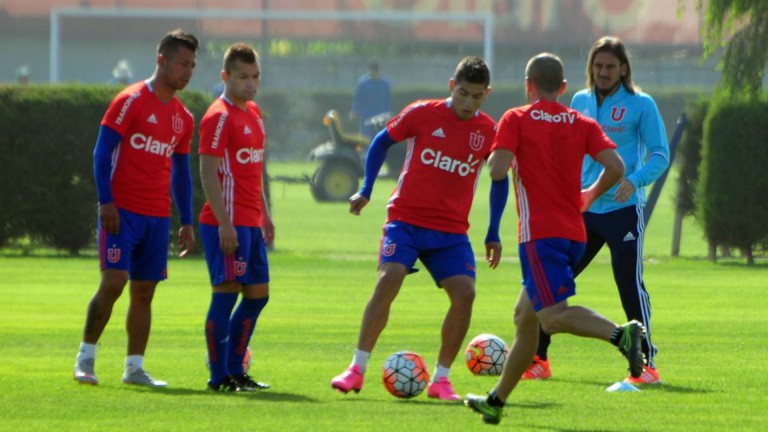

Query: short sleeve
[386,101,425,142]
[491,110,520,155]
[198,110,230,158]
[101,91,142,137]
[585,118,616,159]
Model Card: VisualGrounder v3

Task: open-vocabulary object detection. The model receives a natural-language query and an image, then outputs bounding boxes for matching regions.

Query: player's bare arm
[581,148,625,212]
[200,154,238,254]
[98,203,120,235]
[349,192,369,215]
[261,189,275,247]
[488,149,514,181]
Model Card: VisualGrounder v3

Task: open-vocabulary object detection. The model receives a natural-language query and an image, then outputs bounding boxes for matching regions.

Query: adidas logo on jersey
[623,232,636,242]
[432,128,446,138]
[147,114,158,124]
[244,125,252,135]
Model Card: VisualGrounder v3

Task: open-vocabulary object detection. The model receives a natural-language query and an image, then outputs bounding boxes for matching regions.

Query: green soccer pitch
[0,162,765,431]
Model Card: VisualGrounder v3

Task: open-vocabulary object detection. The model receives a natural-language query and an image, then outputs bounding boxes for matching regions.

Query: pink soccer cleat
[331,365,364,394]
[427,376,461,401]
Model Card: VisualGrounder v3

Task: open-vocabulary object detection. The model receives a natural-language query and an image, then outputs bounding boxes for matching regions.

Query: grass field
[1,162,766,431]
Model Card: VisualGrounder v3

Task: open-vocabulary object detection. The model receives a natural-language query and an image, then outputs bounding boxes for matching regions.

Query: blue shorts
[519,238,586,312]
[98,208,169,281]
[200,224,270,287]
[379,221,475,286]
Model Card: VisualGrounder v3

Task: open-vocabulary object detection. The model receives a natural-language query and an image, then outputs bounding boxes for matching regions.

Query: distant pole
[671,209,683,257]
[50,10,59,82]
[667,114,688,257]
[483,13,493,78]
[261,0,270,60]
[644,113,686,226]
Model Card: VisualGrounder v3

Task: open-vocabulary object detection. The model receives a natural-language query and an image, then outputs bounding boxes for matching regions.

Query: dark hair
[586,36,637,94]
[157,29,199,58]
[453,56,490,87]
[367,58,379,73]
[525,53,564,94]
[223,43,259,74]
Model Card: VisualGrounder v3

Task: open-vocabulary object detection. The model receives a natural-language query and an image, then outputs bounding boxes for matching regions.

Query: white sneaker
[122,369,168,388]
[74,358,98,385]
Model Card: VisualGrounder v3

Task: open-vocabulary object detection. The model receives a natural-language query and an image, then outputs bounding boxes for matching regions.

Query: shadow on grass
[636,383,710,394]
[332,396,559,411]
[530,425,622,432]
[551,377,710,394]
[121,386,318,402]
[679,256,768,268]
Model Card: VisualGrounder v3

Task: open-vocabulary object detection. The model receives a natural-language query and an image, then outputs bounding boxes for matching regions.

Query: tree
[686,0,768,97]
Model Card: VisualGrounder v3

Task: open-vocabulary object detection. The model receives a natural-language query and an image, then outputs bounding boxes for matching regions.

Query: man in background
[350,58,391,138]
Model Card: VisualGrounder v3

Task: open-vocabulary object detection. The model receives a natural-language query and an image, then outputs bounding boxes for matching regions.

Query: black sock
[537,326,550,360]
[609,327,622,347]
[487,391,505,408]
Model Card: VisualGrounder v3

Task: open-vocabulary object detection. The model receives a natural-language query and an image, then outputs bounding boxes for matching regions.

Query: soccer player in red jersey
[528,37,669,385]
[197,43,274,392]
[331,56,508,401]
[465,53,645,425]
[74,29,198,387]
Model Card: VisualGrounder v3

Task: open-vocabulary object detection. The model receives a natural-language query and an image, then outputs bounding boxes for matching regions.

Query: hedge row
[0,85,210,253]
[675,98,709,217]
[0,84,704,254]
[698,97,768,262]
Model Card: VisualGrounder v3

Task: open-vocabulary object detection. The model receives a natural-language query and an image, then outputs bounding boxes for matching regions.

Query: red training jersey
[198,97,266,227]
[385,99,497,234]
[492,99,616,243]
[101,81,194,217]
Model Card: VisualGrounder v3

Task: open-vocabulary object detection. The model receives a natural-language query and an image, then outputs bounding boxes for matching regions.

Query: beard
[597,80,620,97]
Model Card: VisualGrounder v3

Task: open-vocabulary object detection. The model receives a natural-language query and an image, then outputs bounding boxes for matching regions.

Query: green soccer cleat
[617,320,646,378]
[464,393,503,425]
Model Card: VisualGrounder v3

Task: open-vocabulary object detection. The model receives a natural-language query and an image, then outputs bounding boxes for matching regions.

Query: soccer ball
[465,334,508,376]
[382,351,430,398]
[206,347,252,373]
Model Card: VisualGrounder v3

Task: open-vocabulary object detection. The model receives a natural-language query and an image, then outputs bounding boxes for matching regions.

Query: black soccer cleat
[231,373,270,391]
[208,376,241,392]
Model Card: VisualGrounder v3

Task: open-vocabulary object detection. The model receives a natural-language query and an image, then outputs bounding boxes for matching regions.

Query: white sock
[350,349,371,373]
[432,364,450,382]
[125,355,143,375]
[77,342,96,362]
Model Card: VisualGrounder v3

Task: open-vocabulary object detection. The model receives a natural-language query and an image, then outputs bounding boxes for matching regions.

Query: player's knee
[370,281,402,305]
[449,286,475,306]
[539,321,556,335]
[97,272,128,301]
[100,270,128,286]
[538,315,563,335]
[129,282,158,306]
[514,304,536,330]
[130,289,155,306]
